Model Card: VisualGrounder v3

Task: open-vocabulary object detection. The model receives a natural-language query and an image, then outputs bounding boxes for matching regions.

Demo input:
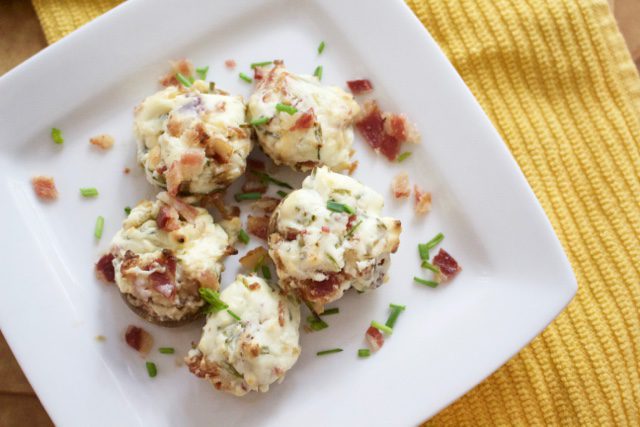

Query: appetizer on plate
[186,274,301,396]
[268,166,401,312]
[134,80,252,195]
[247,62,360,172]
[95,192,234,326]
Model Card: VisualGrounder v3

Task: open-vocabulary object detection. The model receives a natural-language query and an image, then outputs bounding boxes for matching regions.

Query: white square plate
[0,0,577,425]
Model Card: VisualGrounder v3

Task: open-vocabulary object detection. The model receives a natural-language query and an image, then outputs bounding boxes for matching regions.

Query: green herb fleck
[239,72,253,83]
[238,229,250,244]
[261,265,271,280]
[199,288,229,312]
[80,187,99,198]
[317,348,343,356]
[371,320,393,335]
[234,192,262,202]
[250,61,272,69]
[51,128,64,144]
[94,216,104,239]
[124,206,132,215]
[146,361,157,378]
[158,347,175,354]
[414,277,439,288]
[317,41,326,54]
[321,307,339,316]
[326,253,340,269]
[227,309,241,321]
[397,151,412,162]
[327,200,355,214]
[425,233,444,249]
[250,116,270,126]
[176,72,192,87]
[345,219,363,238]
[313,65,323,80]
[358,348,371,358]
[250,170,293,189]
[196,66,209,80]
[275,103,298,115]
[277,190,288,198]
[308,317,328,331]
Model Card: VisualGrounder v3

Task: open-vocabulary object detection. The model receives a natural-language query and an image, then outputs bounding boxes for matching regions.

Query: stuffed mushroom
[268,166,401,312]
[134,80,252,195]
[247,62,360,172]
[186,274,301,396]
[95,192,234,325]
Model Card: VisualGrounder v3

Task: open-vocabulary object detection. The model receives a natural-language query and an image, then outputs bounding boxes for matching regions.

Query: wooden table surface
[0,0,638,425]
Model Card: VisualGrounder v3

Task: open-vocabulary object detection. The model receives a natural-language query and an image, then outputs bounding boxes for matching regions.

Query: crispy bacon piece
[347,79,373,94]
[159,59,194,87]
[239,246,269,270]
[355,100,420,161]
[224,59,236,69]
[125,325,154,356]
[289,110,315,131]
[321,226,330,233]
[95,253,115,283]
[166,149,205,194]
[305,273,341,300]
[241,180,268,194]
[156,204,180,231]
[251,197,280,214]
[31,176,58,201]
[365,326,384,352]
[148,250,178,299]
[247,215,270,240]
[433,249,461,282]
[157,192,198,222]
[89,134,114,149]
[413,185,432,215]
[201,191,239,220]
[391,172,411,199]
[254,66,265,81]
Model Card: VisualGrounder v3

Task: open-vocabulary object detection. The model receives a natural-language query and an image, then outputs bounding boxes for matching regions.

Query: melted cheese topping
[247,65,359,172]
[134,81,252,194]
[110,198,230,320]
[269,167,401,305]
[190,275,301,396]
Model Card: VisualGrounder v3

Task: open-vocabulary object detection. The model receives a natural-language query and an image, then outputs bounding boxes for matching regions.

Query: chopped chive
[227,309,241,321]
[385,303,406,328]
[317,348,343,356]
[51,127,64,144]
[250,61,272,69]
[199,288,228,312]
[397,151,412,162]
[250,171,293,189]
[234,192,262,202]
[418,244,430,261]
[277,190,288,198]
[146,361,157,378]
[238,229,250,244]
[308,317,328,331]
[421,260,439,273]
[275,103,298,115]
[124,206,132,215]
[261,265,271,280]
[94,216,104,239]
[313,65,323,80]
[188,75,195,84]
[80,187,99,197]
[371,320,393,335]
[176,72,192,87]
[239,72,253,83]
[345,219,363,238]
[358,348,371,358]
[250,116,270,126]
[321,307,339,316]
[425,233,445,250]
[196,66,209,80]
[414,277,439,288]
[209,81,216,92]
[317,41,326,54]
[158,347,175,354]
[327,200,355,214]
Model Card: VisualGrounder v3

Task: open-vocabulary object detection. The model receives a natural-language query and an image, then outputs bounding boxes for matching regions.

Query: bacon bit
[224,59,236,69]
[391,172,411,199]
[253,66,265,81]
[355,100,420,161]
[159,59,194,87]
[123,167,131,174]
[306,274,341,299]
[278,301,285,327]
[347,79,373,94]
[239,246,269,270]
[157,192,198,222]
[251,197,280,214]
[365,326,384,352]
[413,185,432,214]
[207,138,233,164]
[247,215,270,240]
[95,253,115,283]
[289,110,315,131]
[199,271,220,290]
[156,204,180,231]
[89,134,114,149]
[241,180,268,194]
[321,226,330,233]
[166,116,183,137]
[347,161,359,176]
[346,214,357,229]
[201,191,240,220]
[180,150,205,177]
[124,325,154,356]
[432,249,461,282]
[31,176,58,201]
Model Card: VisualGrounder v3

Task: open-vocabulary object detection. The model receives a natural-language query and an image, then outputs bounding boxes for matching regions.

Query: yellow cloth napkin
[32,0,640,424]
